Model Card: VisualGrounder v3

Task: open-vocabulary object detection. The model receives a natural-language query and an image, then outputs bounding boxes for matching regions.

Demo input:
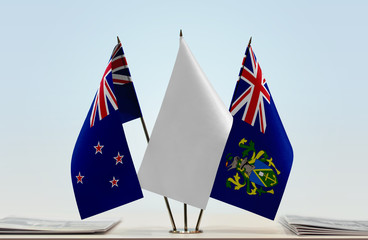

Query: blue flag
[211,44,293,220]
[71,42,143,219]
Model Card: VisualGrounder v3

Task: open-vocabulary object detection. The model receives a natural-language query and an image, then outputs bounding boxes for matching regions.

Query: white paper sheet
[0,216,119,234]
[280,215,368,236]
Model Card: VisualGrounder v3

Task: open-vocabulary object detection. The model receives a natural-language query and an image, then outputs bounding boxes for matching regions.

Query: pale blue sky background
[0,0,367,223]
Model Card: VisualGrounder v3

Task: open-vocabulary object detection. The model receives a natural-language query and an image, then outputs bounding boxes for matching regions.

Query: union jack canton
[230,46,270,133]
[90,43,135,127]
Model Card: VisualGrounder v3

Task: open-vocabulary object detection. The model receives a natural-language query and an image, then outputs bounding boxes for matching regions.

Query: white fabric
[138,37,232,209]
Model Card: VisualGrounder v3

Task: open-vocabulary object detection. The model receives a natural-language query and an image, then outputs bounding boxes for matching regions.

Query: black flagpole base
[169,229,203,234]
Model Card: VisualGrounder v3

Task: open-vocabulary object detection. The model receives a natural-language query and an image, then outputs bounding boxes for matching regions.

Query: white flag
[138,37,232,209]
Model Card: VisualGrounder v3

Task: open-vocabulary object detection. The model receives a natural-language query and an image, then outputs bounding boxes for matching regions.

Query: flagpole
[179,29,190,233]
[164,195,177,231]
[180,29,204,234]
[195,209,203,231]
[184,203,188,232]
[139,117,150,143]
[179,29,188,233]
[116,36,177,232]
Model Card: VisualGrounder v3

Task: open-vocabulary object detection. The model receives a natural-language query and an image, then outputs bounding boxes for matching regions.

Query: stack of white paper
[0,217,119,234]
[280,215,368,236]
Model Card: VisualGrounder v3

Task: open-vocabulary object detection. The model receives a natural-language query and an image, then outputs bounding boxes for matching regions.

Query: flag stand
[169,204,203,234]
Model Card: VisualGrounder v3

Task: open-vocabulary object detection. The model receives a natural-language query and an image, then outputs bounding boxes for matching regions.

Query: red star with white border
[109,176,119,188]
[94,141,104,154]
[76,172,84,184]
[114,152,124,165]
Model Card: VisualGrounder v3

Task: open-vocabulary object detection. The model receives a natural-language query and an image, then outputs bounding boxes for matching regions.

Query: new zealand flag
[71,41,143,219]
[211,43,293,220]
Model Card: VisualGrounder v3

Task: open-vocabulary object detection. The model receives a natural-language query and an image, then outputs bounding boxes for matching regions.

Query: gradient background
[0,0,367,223]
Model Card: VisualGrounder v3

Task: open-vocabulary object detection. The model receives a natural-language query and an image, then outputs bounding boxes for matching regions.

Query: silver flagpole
[178,30,203,234]
[195,209,203,231]
[184,203,188,232]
